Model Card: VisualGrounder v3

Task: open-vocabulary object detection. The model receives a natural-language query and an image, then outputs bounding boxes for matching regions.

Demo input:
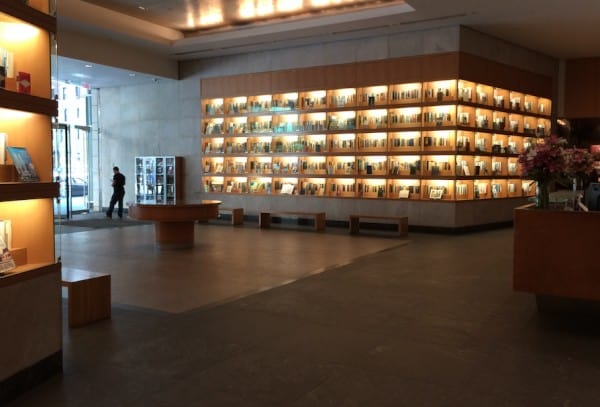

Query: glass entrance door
[53,124,91,218]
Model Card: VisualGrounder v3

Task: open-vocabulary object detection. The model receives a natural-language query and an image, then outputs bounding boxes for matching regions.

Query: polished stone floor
[8,218,600,406]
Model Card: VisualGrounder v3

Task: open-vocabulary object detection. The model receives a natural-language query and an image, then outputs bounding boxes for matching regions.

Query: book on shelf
[0,219,12,250]
[280,183,295,194]
[0,232,15,275]
[0,132,6,165]
[1,48,14,78]
[7,146,39,182]
[16,71,31,94]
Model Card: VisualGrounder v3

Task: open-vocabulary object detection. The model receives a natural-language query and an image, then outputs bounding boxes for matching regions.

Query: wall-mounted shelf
[201,78,550,202]
[0,1,61,401]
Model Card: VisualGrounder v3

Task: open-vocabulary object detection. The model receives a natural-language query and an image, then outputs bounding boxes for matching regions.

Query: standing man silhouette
[106,166,126,219]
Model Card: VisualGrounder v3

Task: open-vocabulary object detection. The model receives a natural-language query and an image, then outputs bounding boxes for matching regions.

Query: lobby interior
[4,0,600,405]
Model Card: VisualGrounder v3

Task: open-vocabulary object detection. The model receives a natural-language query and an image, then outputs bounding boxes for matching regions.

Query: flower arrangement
[518,135,595,208]
[517,135,567,184]
[563,147,596,178]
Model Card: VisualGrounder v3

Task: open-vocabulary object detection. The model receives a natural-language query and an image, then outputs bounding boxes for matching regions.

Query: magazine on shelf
[7,146,39,182]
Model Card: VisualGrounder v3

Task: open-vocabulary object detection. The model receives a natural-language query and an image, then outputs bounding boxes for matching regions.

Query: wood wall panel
[420,53,460,81]
[387,56,422,84]
[565,58,600,118]
[246,72,271,95]
[355,60,388,87]
[202,52,553,106]
[218,75,250,97]
[200,77,223,99]
[271,69,298,93]
[459,53,552,98]
[295,66,326,91]
[325,64,357,89]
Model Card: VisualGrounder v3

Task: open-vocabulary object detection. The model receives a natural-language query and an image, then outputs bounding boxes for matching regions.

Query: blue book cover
[7,146,39,182]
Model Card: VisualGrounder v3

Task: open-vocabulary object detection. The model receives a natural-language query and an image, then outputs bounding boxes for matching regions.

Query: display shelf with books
[357,132,387,153]
[0,1,61,400]
[327,88,356,108]
[273,177,297,194]
[201,76,553,203]
[224,176,248,193]
[0,4,58,272]
[387,178,421,200]
[389,82,422,105]
[357,178,387,199]
[134,156,183,204]
[299,177,326,196]
[272,92,298,111]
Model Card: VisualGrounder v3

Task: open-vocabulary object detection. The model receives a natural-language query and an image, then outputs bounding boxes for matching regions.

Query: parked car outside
[70,177,88,197]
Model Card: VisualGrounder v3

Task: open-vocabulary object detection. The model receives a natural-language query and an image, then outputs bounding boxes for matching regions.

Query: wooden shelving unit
[0,1,62,402]
[201,77,551,202]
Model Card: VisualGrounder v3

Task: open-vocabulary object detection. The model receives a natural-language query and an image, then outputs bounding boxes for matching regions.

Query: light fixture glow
[277,0,302,13]
[199,6,224,26]
[238,0,256,19]
[195,0,406,30]
[0,22,38,42]
[0,108,34,120]
[256,0,275,17]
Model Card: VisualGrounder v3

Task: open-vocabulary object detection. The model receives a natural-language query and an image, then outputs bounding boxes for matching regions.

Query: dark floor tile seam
[107,302,176,317]
[172,240,414,318]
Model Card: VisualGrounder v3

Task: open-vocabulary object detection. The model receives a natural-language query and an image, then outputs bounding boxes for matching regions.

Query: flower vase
[536,181,550,209]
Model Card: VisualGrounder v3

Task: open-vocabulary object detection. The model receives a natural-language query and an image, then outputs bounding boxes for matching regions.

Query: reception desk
[128,200,221,249]
[513,204,600,310]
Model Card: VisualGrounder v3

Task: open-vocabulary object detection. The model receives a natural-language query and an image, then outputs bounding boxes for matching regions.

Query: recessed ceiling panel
[82,0,408,33]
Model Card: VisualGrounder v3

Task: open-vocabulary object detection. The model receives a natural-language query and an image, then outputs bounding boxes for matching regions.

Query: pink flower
[518,135,566,183]
[564,148,595,177]
[518,135,595,182]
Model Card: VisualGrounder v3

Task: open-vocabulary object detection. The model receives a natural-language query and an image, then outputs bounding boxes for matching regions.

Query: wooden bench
[259,211,326,231]
[349,214,408,237]
[61,268,111,328]
[218,207,244,226]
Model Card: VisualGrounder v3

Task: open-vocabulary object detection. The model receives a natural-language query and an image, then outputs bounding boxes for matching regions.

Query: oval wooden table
[128,200,221,249]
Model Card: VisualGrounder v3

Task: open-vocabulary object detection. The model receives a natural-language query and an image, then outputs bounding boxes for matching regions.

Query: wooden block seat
[349,214,408,237]
[259,211,326,231]
[61,268,111,328]
[218,207,244,226]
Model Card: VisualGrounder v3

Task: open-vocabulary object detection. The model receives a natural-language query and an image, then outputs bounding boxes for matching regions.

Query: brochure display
[134,156,183,204]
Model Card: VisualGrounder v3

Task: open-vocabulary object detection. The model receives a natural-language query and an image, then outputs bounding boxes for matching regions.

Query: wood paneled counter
[513,204,600,307]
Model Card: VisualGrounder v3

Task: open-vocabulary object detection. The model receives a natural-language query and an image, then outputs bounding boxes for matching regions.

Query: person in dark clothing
[106,166,126,219]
